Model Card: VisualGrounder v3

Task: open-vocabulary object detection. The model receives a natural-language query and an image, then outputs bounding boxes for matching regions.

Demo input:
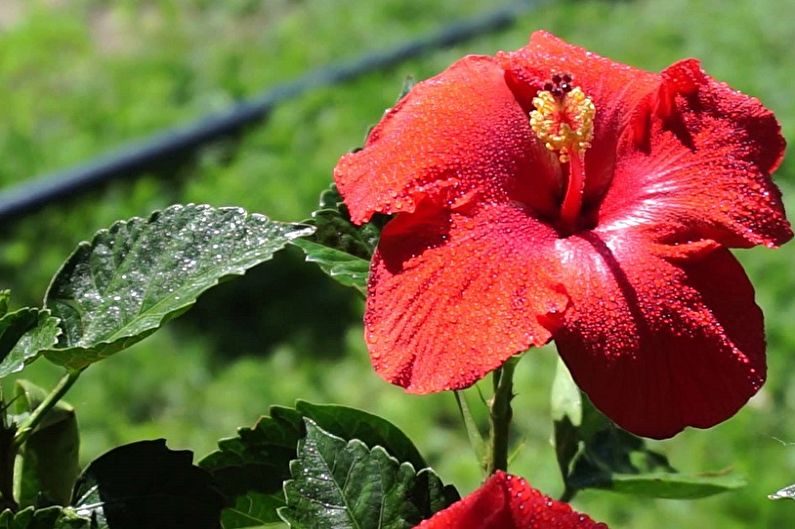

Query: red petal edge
[555,231,765,439]
[414,471,608,529]
[334,55,550,224]
[600,58,791,248]
[366,202,568,393]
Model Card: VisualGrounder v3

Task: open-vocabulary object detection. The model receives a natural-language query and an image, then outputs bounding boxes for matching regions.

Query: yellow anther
[530,86,595,163]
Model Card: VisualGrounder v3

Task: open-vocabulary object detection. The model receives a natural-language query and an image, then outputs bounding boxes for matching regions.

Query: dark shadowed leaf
[43,204,312,369]
[278,420,453,529]
[71,439,224,529]
[199,401,436,527]
[0,506,89,529]
[0,309,60,379]
[292,184,386,294]
[220,492,283,529]
[551,360,745,499]
[14,380,80,508]
[199,406,303,526]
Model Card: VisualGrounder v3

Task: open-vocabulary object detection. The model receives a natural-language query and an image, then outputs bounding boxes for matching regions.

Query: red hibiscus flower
[414,471,607,529]
[334,31,791,438]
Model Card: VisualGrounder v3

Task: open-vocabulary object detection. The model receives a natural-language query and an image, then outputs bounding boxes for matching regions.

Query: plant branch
[486,356,519,475]
[13,369,83,449]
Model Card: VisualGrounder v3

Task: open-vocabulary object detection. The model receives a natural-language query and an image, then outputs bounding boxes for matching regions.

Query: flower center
[529,74,596,232]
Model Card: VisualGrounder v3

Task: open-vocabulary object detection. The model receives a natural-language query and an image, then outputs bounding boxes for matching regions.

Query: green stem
[12,369,83,449]
[486,356,518,475]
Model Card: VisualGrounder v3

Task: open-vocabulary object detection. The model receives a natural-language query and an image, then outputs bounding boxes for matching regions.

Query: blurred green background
[1,0,794,527]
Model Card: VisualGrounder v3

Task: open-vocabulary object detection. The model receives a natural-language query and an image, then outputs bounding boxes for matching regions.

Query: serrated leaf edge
[277,419,423,527]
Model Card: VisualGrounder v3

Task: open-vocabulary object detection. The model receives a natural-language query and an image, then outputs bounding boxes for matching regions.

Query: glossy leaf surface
[44,204,312,369]
[0,309,60,379]
[279,420,453,529]
[200,401,431,527]
[769,483,795,501]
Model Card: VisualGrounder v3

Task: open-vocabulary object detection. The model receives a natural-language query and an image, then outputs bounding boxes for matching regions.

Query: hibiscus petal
[414,471,607,529]
[334,55,558,224]
[555,231,765,439]
[600,59,791,248]
[498,31,660,204]
[366,202,568,393]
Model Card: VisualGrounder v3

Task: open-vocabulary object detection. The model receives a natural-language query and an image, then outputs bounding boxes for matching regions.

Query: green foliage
[71,439,224,529]
[220,492,283,529]
[278,420,454,529]
[13,381,79,508]
[0,506,89,529]
[551,360,745,499]
[0,292,10,318]
[0,310,60,379]
[290,239,370,295]
[200,401,437,527]
[43,204,312,370]
[2,439,224,528]
[0,2,794,528]
[293,185,386,295]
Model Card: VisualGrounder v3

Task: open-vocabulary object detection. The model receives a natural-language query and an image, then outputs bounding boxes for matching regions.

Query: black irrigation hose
[0,1,541,224]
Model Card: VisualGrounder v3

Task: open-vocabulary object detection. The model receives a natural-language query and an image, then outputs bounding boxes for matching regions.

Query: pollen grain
[530,83,595,163]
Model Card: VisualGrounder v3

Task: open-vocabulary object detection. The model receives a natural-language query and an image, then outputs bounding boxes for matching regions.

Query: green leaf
[551,359,744,499]
[292,184,386,293]
[278,420,452,529]
[0,291,10,318]
[199,401,436,528]
[221,492,284,529]
[550,358,582,425]
[71,439,224,529]
[43,204,313,370]
[396,76,416,102]
[0,309,61,379]
[769,483,795,501]
[13,380,80,508]
[311,185,382,259]
[0,506,90,529]
[294,402,426,470]
[610,472,746,499]
[290,239,369,294]
[199,405,302,525]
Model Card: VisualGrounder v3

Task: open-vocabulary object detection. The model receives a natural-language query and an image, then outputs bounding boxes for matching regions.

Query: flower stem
[12,369,83,449]
[486,356,518,475]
